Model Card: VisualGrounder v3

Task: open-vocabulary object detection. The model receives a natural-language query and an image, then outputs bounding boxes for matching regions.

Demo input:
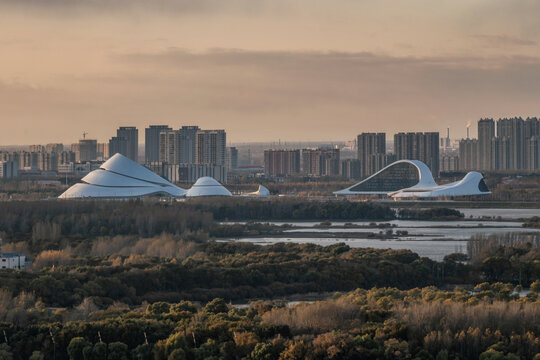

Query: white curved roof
[59,153,186,199]
[82,169,156,187]
[185,176,232,197]
[100,153,170,185]
[335,160,490,198]
[244,185,271,197]
[334,159,436,195]
[391,171,490,198]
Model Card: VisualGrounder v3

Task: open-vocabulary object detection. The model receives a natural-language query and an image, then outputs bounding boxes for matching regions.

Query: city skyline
[2,1,540,144]
[0,122,524,147]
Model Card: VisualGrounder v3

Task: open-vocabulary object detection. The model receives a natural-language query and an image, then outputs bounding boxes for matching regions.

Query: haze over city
[2,0,540,144]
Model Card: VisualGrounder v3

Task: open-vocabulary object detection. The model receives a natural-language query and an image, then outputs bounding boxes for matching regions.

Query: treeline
[0,242,447,308]
[2,231,539,310]
[397,207,464,220]
[467,233,540,285]
[0,200,213,250]
[0,284,539,360]
[0,199,395,244]
[187,198,395,221]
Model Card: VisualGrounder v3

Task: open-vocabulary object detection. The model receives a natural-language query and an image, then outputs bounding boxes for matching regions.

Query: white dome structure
[185,176,232,197]
[335,160,490,199]
[243,185,271,197]
[59,153,187,199]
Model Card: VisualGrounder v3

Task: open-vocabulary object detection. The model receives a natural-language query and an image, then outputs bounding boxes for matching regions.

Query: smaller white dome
[186,177,232,197]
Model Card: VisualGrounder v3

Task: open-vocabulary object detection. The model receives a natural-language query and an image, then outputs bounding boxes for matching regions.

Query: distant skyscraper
[159,130,179,164]
[0,161,18,179]
[45,143,64,153]
[109,136,128,159]
[72,139,97,162]
[116,126,138,161]
[58,151,76,166]
[227,147,238,171]
[264,149,301,176]
[178,126,199,163]
[357,133,386,178]
[478,118,495,171]
[524,118,540,171]
[459,139,478,171]
[28,145,45,153]
[97,143,109,160]
[497,118,525,170]
[302,148,340,176]
[394,132,440,175]
[195,130,226,165]
[440,153,459,172]
[526,136,540,171]
[145,125,171,163]
[340,159,361,180]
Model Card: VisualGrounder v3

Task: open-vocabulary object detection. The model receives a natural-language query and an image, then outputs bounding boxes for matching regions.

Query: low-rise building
[0,253,29,270]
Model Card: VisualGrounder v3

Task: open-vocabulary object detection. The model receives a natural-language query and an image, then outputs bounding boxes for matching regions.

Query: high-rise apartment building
[302,148,340,176]
[526,136,540,171]
[158,126,201,165]
[357,133,386,178]
[115,126,138,161]
[227,147,238,171]
[460,117,540,172]
[264,149,301,176]
[440,153,459,172]
[0,161,18,179]
[195,130,226,166]
[45,143,64,153]
[340,159,361,180]
[394,132,440,174]
[58,151,76,165]
[159,130,179,164]
[28,145,45,153]
[478,118,495,171]
[524,118,540,171]
[497,118,524,170]
[145,125,171,163]
[178,126,199,164]
[72,139,97,162]
[109,136,128,159]
[458,139,478,171]
[97,143,109,160]
[36,152,58,171]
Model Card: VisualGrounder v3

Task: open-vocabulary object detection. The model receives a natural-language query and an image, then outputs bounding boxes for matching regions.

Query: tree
[168,349,186,360]
[93,342,107,359]
[147,302,171,315]
[204,298,228,314]
[251,343,274,360]
[0,344,13,360]
[279,342,307,360]
[29,351,44,360]
[132,344,153,360]
[67,338,91,360]
[108,342,128,360]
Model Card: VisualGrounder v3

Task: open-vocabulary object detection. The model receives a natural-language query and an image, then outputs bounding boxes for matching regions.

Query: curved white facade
[59,153,187,199]
[185,176,232,197]
[244,185,271,197]
[335,160,490,198]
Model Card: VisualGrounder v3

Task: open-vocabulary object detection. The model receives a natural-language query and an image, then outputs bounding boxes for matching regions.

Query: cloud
[3,48,540,144]
[0,0,281,16]
[472,34,537,48]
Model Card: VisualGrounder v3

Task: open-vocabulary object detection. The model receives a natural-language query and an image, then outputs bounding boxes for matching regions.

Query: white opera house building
[334,159,491,199]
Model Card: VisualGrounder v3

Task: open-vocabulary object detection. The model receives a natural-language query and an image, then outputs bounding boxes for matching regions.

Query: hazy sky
[2,0,540,144]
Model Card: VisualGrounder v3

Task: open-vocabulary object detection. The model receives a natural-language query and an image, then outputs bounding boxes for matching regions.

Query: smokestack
[466,121,471,139]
